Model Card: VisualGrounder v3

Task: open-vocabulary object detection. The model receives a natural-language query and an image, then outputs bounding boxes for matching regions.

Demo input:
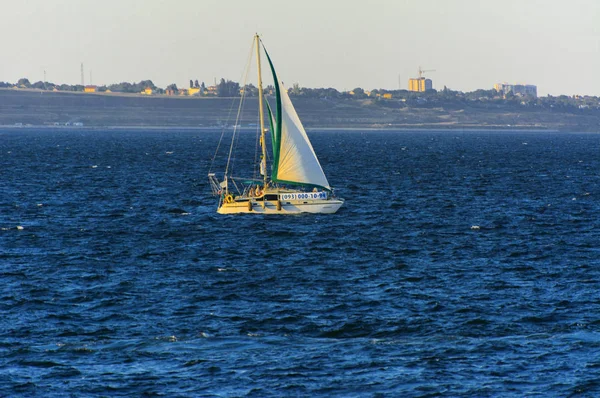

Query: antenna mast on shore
[81,63,84,86]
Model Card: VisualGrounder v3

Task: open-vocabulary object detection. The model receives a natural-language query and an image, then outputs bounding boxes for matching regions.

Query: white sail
[260,158,266,175]
[274,80,331,190]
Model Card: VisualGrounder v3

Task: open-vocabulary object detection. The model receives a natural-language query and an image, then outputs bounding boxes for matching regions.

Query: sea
[1,128,600,397]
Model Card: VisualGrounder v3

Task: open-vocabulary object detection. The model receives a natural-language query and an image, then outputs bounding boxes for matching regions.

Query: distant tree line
[216,78,239,97]
[1,78,166,94]
[1,77,599,111]
[106,80,159,93]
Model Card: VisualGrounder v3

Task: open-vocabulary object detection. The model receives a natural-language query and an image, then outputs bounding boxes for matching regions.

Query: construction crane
[418,66,436,79]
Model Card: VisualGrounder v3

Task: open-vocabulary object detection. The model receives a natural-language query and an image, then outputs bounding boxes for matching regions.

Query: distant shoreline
[1,88,599,132]
[0,124,564,133]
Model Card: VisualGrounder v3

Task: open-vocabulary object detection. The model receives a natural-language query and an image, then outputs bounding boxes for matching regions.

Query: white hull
[218,198,344,214]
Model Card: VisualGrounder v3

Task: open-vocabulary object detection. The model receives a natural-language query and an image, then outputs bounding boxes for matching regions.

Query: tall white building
[494,83,537,97]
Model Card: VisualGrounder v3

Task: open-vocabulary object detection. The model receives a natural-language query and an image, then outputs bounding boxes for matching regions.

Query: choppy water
[2,128,600,397]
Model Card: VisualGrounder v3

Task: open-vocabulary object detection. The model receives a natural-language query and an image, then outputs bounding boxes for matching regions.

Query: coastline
[0,124,564,133]
[1,88,598,133]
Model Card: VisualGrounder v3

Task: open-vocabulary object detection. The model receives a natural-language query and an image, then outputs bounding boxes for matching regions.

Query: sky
[1,0,599,96]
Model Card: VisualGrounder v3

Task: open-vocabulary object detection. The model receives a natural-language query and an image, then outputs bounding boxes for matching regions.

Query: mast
[255,34,268,189]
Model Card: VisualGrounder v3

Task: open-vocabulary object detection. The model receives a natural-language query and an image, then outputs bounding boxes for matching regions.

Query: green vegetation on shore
[1,78,599,131]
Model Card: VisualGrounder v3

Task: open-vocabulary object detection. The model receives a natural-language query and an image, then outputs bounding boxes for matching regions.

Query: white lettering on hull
[280,192,327,201]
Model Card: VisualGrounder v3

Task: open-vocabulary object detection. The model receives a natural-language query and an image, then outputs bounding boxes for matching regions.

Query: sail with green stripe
[263,45,331,191]
[265,101,277,157]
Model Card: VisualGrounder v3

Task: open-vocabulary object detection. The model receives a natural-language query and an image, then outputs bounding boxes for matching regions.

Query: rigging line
[208,105,235,176]
[209,38,255,175]
[223,38,255,178]
[229,69,252,178]
[227,43,254,179]
[227,92,245,178]
[208,103,235,175]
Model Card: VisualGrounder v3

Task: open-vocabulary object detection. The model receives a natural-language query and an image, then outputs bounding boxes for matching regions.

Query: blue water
[2,128,600,397]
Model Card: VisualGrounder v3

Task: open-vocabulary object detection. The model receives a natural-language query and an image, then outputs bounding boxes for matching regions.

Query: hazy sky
[1,0,599,96]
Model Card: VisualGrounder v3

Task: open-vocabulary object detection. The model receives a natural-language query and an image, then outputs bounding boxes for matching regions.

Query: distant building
[84,85,96,93]
[142,87,153,95]
[408,78,432,92]
[205,85,218,96]
[188,87,201,96]
[382,93,393,99]
[494,83,537,97]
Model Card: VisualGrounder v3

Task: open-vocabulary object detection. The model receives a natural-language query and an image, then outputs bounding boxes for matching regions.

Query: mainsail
[264,48,331,190]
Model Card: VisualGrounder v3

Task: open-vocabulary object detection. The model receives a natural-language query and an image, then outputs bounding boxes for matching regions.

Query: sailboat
[208,35,344,214]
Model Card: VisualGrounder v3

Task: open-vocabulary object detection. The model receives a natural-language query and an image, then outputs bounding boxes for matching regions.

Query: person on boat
[249,186,254,197]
